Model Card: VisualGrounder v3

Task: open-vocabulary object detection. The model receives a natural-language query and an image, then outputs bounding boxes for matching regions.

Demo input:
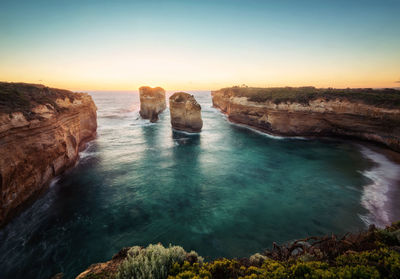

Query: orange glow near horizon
[1,57,399,92]
[1,45,399,91]
[1,1,399,92]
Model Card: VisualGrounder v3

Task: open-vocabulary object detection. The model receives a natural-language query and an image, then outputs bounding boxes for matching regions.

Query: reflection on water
[0,91,398,279]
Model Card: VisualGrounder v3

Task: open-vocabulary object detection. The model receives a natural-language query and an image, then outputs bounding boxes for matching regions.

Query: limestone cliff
[212,87,400,151]
[0,82,97,227]
[169,92,203,132]
[139,86,166,122]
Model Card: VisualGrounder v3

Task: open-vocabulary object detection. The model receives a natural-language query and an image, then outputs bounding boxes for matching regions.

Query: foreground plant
[78,222,400,279]
[115,244,203,279]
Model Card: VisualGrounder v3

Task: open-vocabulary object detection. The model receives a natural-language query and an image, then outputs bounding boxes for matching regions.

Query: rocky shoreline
[0,82,97,227]
[2,84,400,278]
[211,87,400,152]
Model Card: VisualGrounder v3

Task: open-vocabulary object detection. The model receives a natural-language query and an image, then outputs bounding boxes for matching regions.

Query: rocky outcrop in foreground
[0,82,97,227]
[76,222,400,279]
[139,86,166,122]
[169,92,203,132]
[212,87,400,151]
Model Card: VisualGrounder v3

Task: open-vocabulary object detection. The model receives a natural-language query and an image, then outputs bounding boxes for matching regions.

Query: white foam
[172,128,201,135]
[78,141,99,161]
[229,120,310,140]
[211,107,308,140]
[79,151,99,160]
[49,177,60,188]
[130,119,157,127]
[359,146,400,227]
[229,121,286,139]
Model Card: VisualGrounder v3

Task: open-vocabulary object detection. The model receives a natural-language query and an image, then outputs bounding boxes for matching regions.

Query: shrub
[116,244,187,279]
[249,253,268,266]
[84,223,400,279]
[168,249,400,279]
[376,229,400,246]
[336,248,400,278]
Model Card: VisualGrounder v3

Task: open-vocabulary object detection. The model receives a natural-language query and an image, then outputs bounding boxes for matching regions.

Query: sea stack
[169,92,203,133]
[0,82,97,227]
[139,86,166,122]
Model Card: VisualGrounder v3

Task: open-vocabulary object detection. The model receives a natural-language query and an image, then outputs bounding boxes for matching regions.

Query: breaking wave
[359,147,400,227]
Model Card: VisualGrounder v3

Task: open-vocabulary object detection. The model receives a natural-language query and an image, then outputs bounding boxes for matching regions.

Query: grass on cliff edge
[219,86,400,108]
[0,82,82,118]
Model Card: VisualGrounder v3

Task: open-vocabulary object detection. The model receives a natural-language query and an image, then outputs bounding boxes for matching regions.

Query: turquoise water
[0,91,398,279]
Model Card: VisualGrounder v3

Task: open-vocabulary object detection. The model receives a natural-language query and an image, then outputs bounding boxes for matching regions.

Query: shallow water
[0,91,398,279]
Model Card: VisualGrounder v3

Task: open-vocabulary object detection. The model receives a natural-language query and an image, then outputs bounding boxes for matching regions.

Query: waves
[211,108,306,140]
[359,147,400,227]
[100,108,138,120]
[93,92,399,229]
[94,92,140,120]
[79,141,99,161]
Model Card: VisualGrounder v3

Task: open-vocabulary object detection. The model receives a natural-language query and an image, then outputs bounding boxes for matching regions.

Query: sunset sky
[1,0,399,91]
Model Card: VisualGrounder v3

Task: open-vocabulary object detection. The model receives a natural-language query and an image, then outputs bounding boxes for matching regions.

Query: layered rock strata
[0,82,97,226]
[169,92,203,132]
[212,87,400,151]
[139,86,166,122]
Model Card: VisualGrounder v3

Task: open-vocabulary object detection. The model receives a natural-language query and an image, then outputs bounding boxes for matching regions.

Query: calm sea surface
[1,91,399,279]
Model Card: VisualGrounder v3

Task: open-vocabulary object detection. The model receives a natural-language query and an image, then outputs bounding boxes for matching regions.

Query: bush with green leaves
[83,222,400,279]
[168,247,400,279]
[116,244,203,279]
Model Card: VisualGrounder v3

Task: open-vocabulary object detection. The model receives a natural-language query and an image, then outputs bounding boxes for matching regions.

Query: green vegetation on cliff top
[0,82,82,118]
[218,86,400,108]
[79,221,400,279]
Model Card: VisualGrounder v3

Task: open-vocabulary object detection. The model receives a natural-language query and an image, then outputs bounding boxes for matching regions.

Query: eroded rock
[139,86,166,122]
[169,92,203,132]
[0,82,97,227]
[211,87,400,151]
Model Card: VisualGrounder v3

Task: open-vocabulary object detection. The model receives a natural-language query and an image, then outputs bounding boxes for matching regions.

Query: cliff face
[212,88,400,151]
[139,86,166,122]
[169,92,203,132]
[0,82,97,227]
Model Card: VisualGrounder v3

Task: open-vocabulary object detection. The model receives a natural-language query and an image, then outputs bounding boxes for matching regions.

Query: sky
[0,0,399,91]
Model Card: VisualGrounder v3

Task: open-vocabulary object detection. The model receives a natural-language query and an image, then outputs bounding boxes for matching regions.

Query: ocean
[0,91,399,279]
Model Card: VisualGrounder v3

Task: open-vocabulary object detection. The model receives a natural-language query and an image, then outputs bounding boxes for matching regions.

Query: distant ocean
[0,91,399,279]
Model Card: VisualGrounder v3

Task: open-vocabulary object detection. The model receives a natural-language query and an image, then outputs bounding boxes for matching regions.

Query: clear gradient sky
[1,0,399,91]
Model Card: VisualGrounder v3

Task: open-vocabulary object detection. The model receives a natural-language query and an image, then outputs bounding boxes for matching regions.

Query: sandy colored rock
[212,89,400,151]
[169,92,203,132]
[139,86,166,122]
[0,82,97,227]
[76,248,129,279]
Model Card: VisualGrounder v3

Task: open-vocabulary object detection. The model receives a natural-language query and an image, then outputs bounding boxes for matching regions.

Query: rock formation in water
[212,87,400,152]
[169,92,203,132]
[0,82,97,227]
[139,86,166,122]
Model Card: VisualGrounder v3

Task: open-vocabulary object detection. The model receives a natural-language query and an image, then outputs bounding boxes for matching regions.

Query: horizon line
[2,81,400,93]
